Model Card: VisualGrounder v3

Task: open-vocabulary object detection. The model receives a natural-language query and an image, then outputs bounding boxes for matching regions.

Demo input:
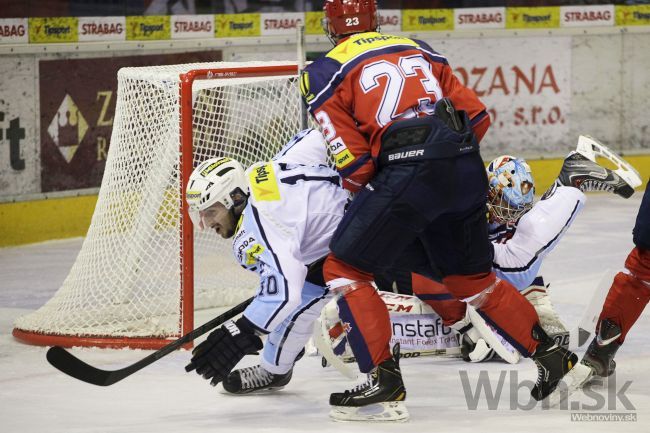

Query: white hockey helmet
[486,155,535,224]
[186,157,248,226]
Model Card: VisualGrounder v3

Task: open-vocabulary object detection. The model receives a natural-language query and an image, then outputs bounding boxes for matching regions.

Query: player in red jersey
[301,0,586,421]
[580,182,650,379]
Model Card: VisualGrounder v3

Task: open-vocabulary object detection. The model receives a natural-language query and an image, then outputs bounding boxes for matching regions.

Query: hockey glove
[185,317,263,386]
[450,318,495,363]
[459,326,495,363]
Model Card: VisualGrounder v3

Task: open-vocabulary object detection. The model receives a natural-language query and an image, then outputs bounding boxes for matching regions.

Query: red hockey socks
[324,254,392,373]
[598,247,650,343]
[411,273,466,325]
[337,284,392,373]
[444,273,540,356]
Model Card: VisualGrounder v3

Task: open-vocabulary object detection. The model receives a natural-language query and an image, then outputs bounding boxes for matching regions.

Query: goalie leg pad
[466,307,521,364]
[522,281,570,348]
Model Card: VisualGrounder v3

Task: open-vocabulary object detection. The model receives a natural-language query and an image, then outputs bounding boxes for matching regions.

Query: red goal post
[14,62,303,349]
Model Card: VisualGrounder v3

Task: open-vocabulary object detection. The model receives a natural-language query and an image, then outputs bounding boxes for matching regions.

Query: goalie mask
[186,157,248,231]
[322,0,379,45]
[486,155,535,225]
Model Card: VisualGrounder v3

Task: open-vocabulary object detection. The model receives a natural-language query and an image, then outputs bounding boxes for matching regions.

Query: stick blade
[46,346,124,386]
[568,269,615,350]
[577,327,592,347]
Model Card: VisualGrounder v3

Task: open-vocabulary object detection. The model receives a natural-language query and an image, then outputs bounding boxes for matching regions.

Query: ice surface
[1,193,648,433]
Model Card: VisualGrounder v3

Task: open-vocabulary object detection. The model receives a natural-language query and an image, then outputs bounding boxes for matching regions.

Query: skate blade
[545,363,593,408]
[329,401,410,422]
[576,135,642,190]
[219,385,286,396]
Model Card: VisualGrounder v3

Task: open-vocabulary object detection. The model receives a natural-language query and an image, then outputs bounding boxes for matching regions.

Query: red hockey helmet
[322,0,378,44]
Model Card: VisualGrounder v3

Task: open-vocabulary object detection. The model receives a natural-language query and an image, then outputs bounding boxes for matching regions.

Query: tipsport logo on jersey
[245,243,265,266]
[249,163,280,201]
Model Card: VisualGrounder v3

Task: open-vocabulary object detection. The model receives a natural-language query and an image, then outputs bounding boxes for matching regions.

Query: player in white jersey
[487,156,585,291]
[184,129,350,394]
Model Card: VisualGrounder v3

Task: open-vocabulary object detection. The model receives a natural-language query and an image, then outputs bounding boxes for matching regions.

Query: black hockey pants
[329,150,494,280]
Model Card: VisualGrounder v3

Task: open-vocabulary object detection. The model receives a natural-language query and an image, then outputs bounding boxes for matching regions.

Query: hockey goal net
[13,61,306,349]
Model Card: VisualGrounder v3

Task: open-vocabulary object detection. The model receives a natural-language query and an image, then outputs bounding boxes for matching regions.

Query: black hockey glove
[185,317,263,386]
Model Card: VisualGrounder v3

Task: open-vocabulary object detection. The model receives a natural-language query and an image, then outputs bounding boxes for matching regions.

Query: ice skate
[555,135,641,198]
[223,349,304,394]
[222,364,293,395]
[580,318,622,378]
[329,345,409,422]
[530,325,591,406]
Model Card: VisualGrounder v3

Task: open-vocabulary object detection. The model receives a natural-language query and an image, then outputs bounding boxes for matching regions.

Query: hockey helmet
[322,0,379,44]
[186,157,248,229]
[486,155,535,224]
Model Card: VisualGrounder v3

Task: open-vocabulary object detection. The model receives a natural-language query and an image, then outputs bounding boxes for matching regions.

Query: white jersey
[234,129,348,333]
[491,185,586,290]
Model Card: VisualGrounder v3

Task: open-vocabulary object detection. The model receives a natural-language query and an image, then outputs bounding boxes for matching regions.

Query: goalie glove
[185,317,263,386]
[451,319,495,363]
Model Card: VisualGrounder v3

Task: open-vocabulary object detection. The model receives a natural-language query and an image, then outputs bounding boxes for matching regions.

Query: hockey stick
[46,297,253,386]
[568,270,614,350]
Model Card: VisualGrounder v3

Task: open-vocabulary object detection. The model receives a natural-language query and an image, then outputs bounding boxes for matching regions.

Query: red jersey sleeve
[313,91,376,192]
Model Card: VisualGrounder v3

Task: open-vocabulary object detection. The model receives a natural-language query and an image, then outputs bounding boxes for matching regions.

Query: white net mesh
[15,62,307,342]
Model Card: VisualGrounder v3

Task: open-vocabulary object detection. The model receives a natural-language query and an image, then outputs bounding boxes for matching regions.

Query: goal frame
[13,64,300,349]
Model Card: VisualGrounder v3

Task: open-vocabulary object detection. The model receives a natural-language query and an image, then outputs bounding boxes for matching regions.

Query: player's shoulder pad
[273,128,329,166]
[232,208,266,268]
[300,56,341,105]
[410,38,449,65]
[327,32,419,63]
